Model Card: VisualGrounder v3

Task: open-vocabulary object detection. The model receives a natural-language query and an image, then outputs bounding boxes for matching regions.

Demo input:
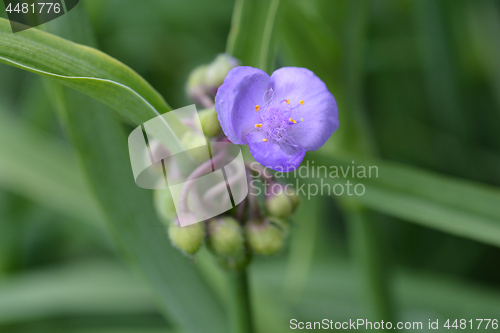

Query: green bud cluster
[152,148,301,268]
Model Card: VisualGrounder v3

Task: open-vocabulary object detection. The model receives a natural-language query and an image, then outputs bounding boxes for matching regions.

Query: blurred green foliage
[1,0,500,332]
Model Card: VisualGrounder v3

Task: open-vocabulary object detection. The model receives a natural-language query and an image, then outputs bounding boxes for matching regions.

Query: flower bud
[168,216,205,255]
[154,188,176,223]
[265,184,299,218]
[205,54,240,92]
[246,218,288,255]
[198,107,222,137]
[207,217,245,258]
[186,54,240,105]
[266,192,293,218]
[186,65,209,102]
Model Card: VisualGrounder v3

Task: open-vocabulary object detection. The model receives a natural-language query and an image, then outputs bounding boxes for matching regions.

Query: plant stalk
[228,269,254,333]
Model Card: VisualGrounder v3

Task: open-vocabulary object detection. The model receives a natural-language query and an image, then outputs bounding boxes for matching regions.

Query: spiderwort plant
[154,56,339,268]
[215,66,339,171]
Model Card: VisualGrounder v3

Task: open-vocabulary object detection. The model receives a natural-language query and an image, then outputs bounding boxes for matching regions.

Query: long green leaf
[307,150,500,247]
[1,91,227,332]
[0,104,103,228]
[255,260,500,322]
[0,260,156,324]
[0,18,184,153]
[51,84,227,333]
[226,0,281,72]
[0,260,179,333]
[41,9,226,332]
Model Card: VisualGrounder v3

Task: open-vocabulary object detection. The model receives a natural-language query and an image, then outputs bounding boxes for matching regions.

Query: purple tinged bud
[205,54,240,92]
[187,54,240,106]
[186,65,209,104]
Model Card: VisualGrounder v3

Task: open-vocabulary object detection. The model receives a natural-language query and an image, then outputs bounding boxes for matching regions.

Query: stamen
[286,99,290,105]
[262,138,268,142]
[299,100,304,105]
[289,118,297,124]
[300,118,304,122]
[255,105,260,112]
[255,123,262,128]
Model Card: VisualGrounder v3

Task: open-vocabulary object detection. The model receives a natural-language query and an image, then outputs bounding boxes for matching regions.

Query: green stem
[228,270,254,333]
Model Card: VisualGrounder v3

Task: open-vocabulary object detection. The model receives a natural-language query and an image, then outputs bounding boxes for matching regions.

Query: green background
[1,0,500,332]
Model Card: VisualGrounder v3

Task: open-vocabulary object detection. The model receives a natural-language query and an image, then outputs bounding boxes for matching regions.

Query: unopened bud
[154,188,176,223]
[186,65,209,99]
[205,54,240,91]
[266,193,293,218]
[186,54,240,106]
[168,216,205,255]
[246,218,288,255]
[199,107,222,137]
[207,217,244,258]
[266,184,299,218]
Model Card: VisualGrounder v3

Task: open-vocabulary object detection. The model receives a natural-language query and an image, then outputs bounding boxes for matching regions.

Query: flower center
[254,98,304,144]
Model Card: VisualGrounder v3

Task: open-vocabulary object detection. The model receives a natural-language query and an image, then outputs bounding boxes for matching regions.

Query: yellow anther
[263,138,268,142]
[299,100,304,105]
[255,105,260,112]
[255,123,262,128]
[286,99,290,105]
[289,118,297,124]
[300,118,304,122]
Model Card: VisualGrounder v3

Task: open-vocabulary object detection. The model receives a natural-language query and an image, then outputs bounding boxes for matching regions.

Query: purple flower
[215,66,339,171]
